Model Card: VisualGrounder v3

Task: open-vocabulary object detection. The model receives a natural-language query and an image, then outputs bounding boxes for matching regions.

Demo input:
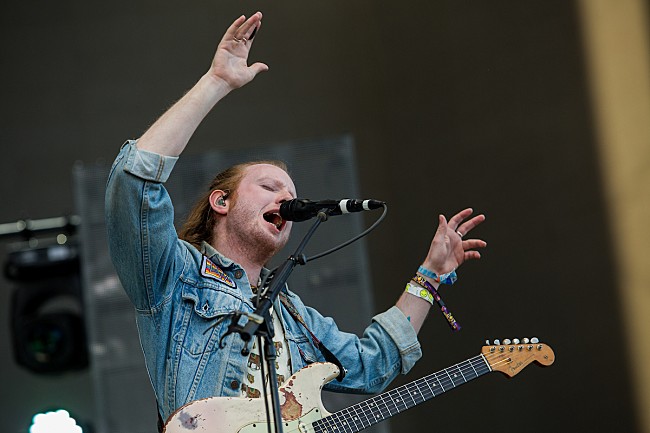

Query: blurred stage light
[30,409,83,433]
[6,240,89,374]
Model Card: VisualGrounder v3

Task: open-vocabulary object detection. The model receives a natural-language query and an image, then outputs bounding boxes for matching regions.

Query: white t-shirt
[241,306,292,398]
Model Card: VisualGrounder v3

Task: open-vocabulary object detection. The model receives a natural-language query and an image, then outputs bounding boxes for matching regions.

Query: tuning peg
[513,338,520,344]
[485,340,491,345]
[522,338,530,344]
[493,339,501,345]
[531,337,539,344]
[503,339,512,345]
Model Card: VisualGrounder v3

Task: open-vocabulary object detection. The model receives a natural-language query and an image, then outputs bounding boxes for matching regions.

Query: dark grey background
[0,1,639,432]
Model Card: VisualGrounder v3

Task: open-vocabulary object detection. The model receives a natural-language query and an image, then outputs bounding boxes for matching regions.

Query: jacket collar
[200,241,235,268]
[199,241,271,287]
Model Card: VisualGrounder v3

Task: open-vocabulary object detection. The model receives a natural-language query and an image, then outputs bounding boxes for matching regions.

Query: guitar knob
[531,337,539,344]
[494,339,501,345]
[513,338,520,344]
[522,338,530,344]
[503,339,512,345]
[486,340,491,345]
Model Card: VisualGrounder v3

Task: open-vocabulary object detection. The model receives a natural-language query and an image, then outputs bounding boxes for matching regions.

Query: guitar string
[319,355,493,430]
[312,349,542,433]
[317,353,525,432]
[314,354,492,433]
[306,358,483,433]
[275,347,544,433]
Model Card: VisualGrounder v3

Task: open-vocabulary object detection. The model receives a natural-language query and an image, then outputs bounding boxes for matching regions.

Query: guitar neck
[313,354,491,433]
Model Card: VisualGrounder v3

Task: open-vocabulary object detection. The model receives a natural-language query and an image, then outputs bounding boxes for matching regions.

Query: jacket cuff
[373,306,422,374]
[121,140,178,183]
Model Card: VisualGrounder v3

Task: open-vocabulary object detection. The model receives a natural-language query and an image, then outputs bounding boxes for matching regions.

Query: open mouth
[263,212,284,231]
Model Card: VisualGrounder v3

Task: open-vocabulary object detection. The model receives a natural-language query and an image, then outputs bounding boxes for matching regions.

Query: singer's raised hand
[422,208,486,275]
[136,12,268,157]
[209,12,269,90]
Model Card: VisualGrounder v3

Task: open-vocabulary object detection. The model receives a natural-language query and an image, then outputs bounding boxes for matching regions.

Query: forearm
[136,13,267,157]
[395,273,437,334]
[136,73,233,157]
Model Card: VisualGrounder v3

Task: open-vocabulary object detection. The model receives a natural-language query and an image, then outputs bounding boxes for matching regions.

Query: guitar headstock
[482,337,555,377]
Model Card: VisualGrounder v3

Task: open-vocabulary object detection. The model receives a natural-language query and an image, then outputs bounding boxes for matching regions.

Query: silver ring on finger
[233,35,243,43]
[456,230,464,238]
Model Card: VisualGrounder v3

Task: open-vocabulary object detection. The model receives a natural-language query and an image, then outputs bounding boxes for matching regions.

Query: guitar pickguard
[164,362,339,433]
[239,407,323,433]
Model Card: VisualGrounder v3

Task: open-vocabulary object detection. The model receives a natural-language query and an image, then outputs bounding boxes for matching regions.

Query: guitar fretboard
[313,354,491,433]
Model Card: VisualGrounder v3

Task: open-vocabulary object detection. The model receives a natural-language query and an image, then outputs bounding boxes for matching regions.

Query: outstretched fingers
[453,211,485,238]
[461,237,487,262]
[245,15,262,42]
[212,12,268,87]
[229,12,262,44]
[447,208,474,230]
[464,250,482,261]
[449,208,486,263]
[224,15,247,42]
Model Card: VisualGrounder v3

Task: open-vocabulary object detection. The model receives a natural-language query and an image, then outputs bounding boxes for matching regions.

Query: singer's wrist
[417,265,457,285]
[404,282,434,305]
[415,271,440,290]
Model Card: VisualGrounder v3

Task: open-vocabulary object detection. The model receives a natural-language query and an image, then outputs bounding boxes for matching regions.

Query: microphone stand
[223,211,329,433]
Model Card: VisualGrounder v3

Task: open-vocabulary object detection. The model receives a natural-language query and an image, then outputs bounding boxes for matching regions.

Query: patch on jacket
[200,256,235,287]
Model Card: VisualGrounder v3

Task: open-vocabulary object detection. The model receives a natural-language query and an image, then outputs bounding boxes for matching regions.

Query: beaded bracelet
[418,265,457,285]
[411,275,461,332]
[404,282,434,305]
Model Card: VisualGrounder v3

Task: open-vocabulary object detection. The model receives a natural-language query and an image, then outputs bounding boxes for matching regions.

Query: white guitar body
[164,362,340,433]
[163,340,555,433]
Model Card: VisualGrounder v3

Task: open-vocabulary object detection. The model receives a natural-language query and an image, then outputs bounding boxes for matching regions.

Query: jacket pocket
[286,332,319,366]
[174,283,244,356]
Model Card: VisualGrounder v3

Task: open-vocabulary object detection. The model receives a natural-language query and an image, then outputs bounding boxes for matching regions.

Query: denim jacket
[105,141,422,422]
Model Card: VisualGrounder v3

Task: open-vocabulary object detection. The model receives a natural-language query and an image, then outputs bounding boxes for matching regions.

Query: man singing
[105,11,487,427]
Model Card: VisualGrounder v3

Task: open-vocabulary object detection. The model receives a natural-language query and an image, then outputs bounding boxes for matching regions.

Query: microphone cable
[258,203,387,302]
[305,202,387,263]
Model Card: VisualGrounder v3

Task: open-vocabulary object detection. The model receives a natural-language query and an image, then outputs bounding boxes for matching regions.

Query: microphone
[279,198,385,222]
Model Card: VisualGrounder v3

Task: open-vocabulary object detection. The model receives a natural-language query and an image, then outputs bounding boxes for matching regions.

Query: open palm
[209,13,269,89]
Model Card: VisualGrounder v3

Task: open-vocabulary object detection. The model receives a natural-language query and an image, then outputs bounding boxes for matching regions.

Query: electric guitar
[164,338,555,433]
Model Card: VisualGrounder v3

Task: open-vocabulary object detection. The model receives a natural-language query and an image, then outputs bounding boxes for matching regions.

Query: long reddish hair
[179,160,289,248]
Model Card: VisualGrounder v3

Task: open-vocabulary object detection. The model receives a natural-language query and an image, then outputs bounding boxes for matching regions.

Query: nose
[277,190,294,204]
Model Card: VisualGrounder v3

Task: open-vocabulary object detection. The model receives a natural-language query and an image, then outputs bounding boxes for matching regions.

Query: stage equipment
[29,409,84,433]
[3,216,88,374]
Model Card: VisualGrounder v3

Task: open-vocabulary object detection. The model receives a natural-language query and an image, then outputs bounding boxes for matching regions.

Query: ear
[209,190,229,215]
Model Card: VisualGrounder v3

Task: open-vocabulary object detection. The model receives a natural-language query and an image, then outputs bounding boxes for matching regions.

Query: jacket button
[234,270,243,279]
[230,380,240,390]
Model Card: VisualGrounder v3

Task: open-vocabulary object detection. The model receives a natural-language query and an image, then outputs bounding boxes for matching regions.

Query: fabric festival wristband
[404,282,434,305]
[418,265,457,285]
[411,275,461,332]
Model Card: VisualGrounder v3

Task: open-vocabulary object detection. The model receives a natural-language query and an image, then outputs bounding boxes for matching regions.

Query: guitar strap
[278,292,346,382]
[157,411,164,433]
